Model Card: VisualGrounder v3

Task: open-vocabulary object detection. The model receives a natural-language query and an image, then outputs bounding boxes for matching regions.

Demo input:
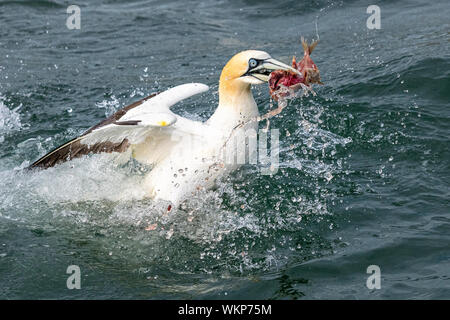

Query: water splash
[0,94,22,139]
[96,95,120,118]
[0,86,344,281]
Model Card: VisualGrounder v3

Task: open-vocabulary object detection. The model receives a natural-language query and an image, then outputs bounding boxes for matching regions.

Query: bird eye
[249,59,258,68]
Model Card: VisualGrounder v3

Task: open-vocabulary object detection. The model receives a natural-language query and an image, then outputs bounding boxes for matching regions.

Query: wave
[336,57,450,102]
[0,0,65,9]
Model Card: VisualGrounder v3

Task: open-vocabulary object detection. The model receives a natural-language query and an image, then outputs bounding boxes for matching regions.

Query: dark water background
[0,0,449,299]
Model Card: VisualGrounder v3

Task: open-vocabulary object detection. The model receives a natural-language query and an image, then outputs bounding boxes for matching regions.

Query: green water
[0,0,449,299]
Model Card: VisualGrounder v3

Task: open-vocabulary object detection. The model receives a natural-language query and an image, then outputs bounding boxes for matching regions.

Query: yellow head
[219,50,299,106]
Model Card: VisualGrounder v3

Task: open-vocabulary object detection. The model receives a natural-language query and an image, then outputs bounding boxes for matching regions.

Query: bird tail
[301,37,319,55]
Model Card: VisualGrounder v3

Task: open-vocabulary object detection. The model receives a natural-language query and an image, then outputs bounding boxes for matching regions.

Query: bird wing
[29,83,209,169]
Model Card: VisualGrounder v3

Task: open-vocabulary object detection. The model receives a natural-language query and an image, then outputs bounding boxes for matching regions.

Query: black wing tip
[25,136,81,171]
[26,163,43,170]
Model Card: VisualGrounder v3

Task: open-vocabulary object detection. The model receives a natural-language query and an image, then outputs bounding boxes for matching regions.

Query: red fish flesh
[269,37,323,99]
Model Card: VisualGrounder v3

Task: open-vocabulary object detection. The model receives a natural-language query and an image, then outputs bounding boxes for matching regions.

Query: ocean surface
[0,0,449,299]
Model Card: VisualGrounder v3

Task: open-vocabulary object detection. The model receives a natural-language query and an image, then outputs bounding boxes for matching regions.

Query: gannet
[29,50,299,205]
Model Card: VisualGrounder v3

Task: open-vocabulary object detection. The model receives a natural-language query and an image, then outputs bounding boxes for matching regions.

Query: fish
[268,37,323,99]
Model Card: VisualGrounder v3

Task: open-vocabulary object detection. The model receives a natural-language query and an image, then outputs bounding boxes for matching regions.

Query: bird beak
[248,58,301,83]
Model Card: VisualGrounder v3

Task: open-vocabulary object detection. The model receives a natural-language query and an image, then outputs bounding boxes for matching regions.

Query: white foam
[96,95,120,117]
[0,94,22,137]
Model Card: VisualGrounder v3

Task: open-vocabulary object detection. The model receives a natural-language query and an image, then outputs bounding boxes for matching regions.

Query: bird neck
[208,78,258,129]
[218,77,252,107]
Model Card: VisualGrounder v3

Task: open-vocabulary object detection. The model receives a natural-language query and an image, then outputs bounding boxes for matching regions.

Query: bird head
[220,50,300,86]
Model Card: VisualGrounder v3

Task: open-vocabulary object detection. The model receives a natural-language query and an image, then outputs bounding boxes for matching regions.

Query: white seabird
[29,50,299,206]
